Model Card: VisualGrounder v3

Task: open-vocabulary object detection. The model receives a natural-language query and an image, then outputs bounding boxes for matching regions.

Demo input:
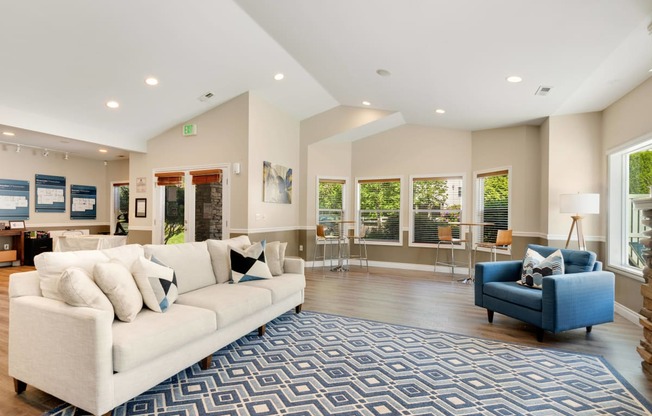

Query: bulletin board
[70,185,97,220]
[0,179,30,220]
[35,174,66,213]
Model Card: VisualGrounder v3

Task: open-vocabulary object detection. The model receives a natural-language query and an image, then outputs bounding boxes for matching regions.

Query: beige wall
[248,93,300,232]
[472,126,541,234]
[539,119,550,234]
[0,146,111,227]
[129,93,249,241]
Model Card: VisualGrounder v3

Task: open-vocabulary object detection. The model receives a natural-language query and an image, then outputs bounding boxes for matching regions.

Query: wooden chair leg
[258,324,266,336]
[487,309,494,323]
[13,378,26,394]
[200,355,212,370]
[295,304,302,313]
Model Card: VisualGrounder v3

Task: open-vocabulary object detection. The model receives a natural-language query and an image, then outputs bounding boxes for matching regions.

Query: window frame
[408,173,466,248]
[607,134,652,282]
[355,176,404,246]
[315,176,347,239]
[473,167,512,254]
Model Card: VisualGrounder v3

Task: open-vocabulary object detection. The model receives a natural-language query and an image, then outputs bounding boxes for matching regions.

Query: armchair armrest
[284,256,305,275]
[541,271,615,333]
[474,260,523,306]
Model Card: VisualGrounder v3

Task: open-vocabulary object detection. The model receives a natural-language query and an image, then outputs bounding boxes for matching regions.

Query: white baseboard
[615,302,642,327]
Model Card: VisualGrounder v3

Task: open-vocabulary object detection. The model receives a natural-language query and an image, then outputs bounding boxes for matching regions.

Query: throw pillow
[265,241,288,276]
[58,267,114,313]
[519,248,565,289]
[132,256,179,313]
[94,259,143,322]
[230,241,273,283]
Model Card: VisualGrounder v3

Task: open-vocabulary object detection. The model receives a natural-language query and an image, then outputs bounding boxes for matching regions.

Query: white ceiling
[1,0,651,159]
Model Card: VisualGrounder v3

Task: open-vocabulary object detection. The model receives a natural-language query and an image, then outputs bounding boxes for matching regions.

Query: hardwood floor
[1,264,651,415]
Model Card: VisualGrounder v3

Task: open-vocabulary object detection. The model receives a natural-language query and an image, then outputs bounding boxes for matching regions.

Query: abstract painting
[263,161,292,203]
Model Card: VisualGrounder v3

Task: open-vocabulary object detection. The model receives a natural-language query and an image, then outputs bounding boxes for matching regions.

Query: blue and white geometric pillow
[131,256,178,312]
[230,241,273,283]
[519,248,564,289]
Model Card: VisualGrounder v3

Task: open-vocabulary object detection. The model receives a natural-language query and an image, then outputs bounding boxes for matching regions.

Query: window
[317,178,345,237]
[357,178,402,244]
[475,169,510,245]
[410,175,463,245]
[608,137,652,278]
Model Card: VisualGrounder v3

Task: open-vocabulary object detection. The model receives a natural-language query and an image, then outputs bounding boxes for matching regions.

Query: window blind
[412,176,463,244]
[190,169,222,185]
[155,172,184,186]
[358,178,401,242]
[476,171,509,243]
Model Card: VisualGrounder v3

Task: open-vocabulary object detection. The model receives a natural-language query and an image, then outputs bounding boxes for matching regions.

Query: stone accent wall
[637,207,652,377]
[195,182,223,241]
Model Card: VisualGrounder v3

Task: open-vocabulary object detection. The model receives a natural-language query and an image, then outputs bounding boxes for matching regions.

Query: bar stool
[346,225,369,270]
[312,224,338,270]
[434,225,467,274]
[474,229,513,262]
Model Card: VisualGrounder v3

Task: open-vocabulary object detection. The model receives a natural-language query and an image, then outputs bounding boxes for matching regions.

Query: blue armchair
[474,244,615,341]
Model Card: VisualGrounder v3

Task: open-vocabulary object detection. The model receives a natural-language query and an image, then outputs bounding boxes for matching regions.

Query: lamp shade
[559,193,600,214]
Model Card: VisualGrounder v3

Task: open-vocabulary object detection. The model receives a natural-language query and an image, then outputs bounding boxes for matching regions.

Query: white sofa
[8,236,305,416]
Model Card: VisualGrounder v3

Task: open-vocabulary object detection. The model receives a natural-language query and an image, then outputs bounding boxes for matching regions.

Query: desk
[56,235,127,252]
[0,229,24,265]
[448,222,493,283]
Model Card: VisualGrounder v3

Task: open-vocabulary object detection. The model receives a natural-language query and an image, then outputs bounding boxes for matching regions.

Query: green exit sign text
[183,124,197,136]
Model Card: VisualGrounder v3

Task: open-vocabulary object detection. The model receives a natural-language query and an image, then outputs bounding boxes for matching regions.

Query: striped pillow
[519,248,564,289]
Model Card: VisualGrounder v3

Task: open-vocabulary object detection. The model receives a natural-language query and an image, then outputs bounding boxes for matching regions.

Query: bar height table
[447,221,494,283]
[328,220,355,271]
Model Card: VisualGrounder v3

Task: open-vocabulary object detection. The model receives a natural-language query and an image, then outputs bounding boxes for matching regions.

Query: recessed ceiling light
[274,73,285,81]
[506,75,523,83]
[362,101,371,106]
[106,100,120,109]
[99,149,108,153]
[435,109,446,114]
[2,131,15,136]
[145,77,159,86]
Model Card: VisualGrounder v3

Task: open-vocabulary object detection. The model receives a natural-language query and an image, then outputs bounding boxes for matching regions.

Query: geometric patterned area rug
[45,311,652,416]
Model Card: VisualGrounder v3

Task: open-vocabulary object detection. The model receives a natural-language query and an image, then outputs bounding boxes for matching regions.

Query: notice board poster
[35,174,66,213]
[70,185,97,220]
[0,179,30,220]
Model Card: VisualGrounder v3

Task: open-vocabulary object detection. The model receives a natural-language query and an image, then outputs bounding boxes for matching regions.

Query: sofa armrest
[284,256,305,275]
[474,260,523,306]
[541,271,615,332]
[9,295,115,415]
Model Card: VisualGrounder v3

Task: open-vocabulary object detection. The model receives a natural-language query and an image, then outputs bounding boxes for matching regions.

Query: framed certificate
[9,220,25,230]
[135,198,147,218]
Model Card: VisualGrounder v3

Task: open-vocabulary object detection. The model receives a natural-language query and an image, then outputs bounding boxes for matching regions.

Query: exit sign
[183,124,197,136]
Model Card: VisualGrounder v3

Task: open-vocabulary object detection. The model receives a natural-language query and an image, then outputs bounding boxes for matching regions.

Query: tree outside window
[358,179,401,242]
[412,177,463,244]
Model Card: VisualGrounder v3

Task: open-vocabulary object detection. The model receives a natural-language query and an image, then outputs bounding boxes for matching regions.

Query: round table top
[447,222,494,226]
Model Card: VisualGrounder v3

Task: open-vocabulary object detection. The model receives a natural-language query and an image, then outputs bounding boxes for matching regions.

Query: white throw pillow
[58,267,114,313]
[132,256,179,313]
[35,250,110,302]
[94,259,143,322]
[206,235,253,284]
[101,244,145,270]
[144,242,216,294]
[230,241,273,283]
[265,241,288,276]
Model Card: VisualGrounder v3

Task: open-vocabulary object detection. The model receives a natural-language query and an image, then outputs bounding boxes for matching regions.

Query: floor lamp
[560,193,600,250]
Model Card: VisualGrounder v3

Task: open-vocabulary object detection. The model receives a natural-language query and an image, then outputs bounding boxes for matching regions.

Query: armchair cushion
[484,281,542,311]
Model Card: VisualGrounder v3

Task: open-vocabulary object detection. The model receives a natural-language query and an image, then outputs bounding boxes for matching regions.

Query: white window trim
[606,134,652,282]
[315,175,348,244]
[355,175,404,247]
[472,166,512,255]
[408,172,466,248]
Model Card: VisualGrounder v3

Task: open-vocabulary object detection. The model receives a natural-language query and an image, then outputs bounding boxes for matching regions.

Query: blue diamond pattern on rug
[45,311,652,416]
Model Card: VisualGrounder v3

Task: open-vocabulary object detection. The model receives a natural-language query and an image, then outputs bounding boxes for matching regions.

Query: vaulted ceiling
[1,0,651,159]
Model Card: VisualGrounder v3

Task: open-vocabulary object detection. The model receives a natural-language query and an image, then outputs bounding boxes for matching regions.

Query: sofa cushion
[112,303,217,373]
[176,284,272,329]
[484,281,542,311]
[207,236,252,284]
[527,244,596,274]
[94,260,143,322]
[240,273,305,303]
[520,248,564,289]
[35,250,110,302]
[58,267,114,313]
[230,241,273,283]
[132,256,179,313]
[265,241,288,276]
[144,242,216,294]
[101,244,145,270]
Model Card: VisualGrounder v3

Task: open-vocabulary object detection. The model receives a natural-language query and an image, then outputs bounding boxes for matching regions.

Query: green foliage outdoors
[318,182,343,209]
[164,186,185,244]
[629,150,652,194]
